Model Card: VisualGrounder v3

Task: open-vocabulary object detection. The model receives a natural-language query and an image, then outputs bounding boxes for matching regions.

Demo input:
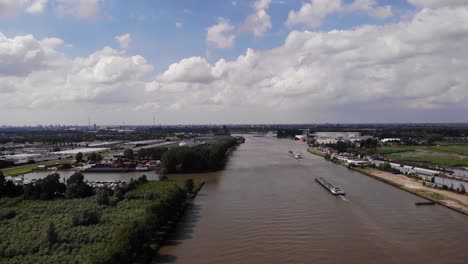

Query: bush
[138,175,148,184]
[184,179,194,193]
[96,188,110,206]
[379,162,393,172]
[0,210,16,220]
[72,210,100,226]
[114,188,125,201]
[45,222,58,246]
[144,192,158,200]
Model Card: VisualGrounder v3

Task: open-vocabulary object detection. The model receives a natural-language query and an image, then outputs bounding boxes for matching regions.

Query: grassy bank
[0,180,202,263]
[307,147,326,157]
[1,159,74,176]
[377,143,468,168]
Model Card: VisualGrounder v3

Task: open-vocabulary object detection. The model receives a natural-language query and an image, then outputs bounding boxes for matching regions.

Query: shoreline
[307,148,468,216]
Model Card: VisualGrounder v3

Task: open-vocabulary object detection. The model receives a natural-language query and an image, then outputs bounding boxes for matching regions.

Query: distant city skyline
[1,0,468,125]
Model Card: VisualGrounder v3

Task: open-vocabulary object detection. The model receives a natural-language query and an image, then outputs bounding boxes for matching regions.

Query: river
[155,135,468,264]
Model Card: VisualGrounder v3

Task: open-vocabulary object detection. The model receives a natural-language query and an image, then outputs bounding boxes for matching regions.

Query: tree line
[161,138,239,173]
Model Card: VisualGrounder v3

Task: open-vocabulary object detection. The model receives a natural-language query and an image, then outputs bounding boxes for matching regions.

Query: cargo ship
[315,177,345,195]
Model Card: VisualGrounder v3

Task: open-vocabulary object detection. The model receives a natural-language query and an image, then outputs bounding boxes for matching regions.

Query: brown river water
[155,135,468,264]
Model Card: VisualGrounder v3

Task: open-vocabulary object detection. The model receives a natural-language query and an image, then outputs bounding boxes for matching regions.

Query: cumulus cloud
[148,5,468,117]
[243,0,272,37]
[2,3,468,124]
[286,0,393,28]
[0,32,153,109]
[115,33,131,49]
[206,17,236,49]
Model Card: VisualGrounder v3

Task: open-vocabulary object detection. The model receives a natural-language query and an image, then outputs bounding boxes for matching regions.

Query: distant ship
[289,150,302,159]
[315,177,345,195]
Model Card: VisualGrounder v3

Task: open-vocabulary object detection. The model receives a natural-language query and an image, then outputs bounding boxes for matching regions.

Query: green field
[1,159,74,176]
[307,147,326,157]
[0,180,198,263]
[378,142,468,168]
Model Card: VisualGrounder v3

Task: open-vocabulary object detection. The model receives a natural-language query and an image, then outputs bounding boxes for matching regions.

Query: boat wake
[340,196,350,202]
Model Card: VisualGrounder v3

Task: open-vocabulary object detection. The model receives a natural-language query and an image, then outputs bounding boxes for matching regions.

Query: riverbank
[307,147,326,157]
[1,159,75,176]
[307,148,468,216]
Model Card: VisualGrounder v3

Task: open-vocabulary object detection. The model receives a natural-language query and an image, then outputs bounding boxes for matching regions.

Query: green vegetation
[161,138,239,173]
[386,154,468,168]
[377,143,468,168]
[307,148,326,157]
[1,159,74,176]
[0,180,196,264]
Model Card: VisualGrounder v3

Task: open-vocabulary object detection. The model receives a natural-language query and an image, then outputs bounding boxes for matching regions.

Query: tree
[66,172,93,199]
[89,152,102,163]
[45,222,58,246]
[124,149,134,160]
[185,179,194,194]
[380,162,393,172]
[24,173,66,200]
[158,167,168,181]
[138,175,148,184]
[72,210,100,226]
[96,188,110,205]
[75,152,83,162]
[144,192,158,200]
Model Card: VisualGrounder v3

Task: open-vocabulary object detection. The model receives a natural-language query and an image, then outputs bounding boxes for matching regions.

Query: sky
[0,0,467,125]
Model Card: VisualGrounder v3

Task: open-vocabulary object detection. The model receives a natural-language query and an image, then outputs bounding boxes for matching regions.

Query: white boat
[294,154,303,159]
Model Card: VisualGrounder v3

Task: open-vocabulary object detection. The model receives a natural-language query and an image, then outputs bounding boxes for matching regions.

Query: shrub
[72,210,100,226]
[144,192,158,200]
[96,188,110,206]
[184,179,194,193]
[45,222,58,246]
[138,175,148,184]
[0,210,16,220]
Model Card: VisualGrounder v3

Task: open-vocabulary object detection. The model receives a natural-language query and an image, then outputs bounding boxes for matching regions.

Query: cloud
[0,32,153,109]
[147,5,468,117]
[243,0,272,37]
[176,22,183,28]
[206,17,236,49]
[407,0,468,8]
[115,33,131,49]
[2,3,468,124]
[0,0,105,19]
[253,0,271,10]
[286,0,393,28]
[0,0,47,17]
[26,0,47,14]
[53,0,102,20]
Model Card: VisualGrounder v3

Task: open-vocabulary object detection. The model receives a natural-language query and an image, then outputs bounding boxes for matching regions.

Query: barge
[315,177,345,195]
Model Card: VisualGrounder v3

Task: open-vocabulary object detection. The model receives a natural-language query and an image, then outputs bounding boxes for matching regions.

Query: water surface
[155,135,468,264]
